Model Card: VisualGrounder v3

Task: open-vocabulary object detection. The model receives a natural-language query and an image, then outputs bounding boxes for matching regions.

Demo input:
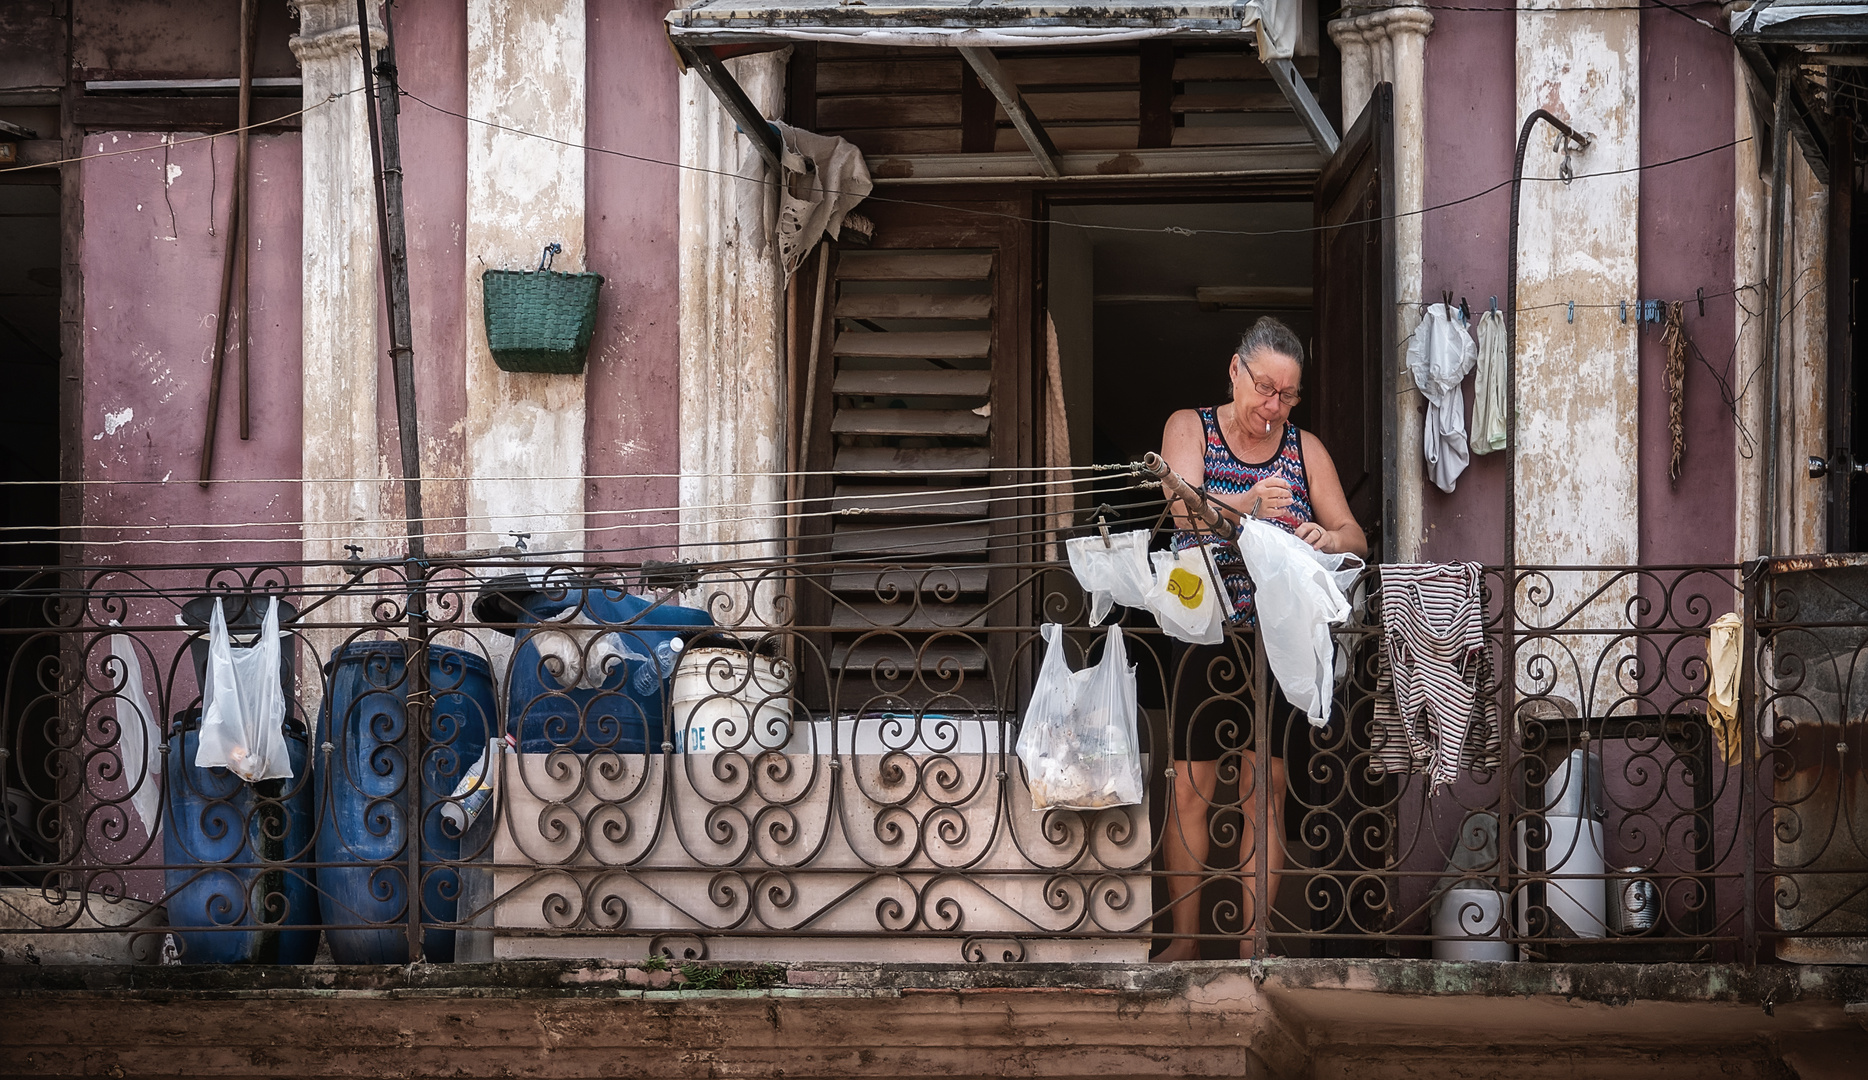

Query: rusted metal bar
[1140,452,1236,541]
[235,0,255,441]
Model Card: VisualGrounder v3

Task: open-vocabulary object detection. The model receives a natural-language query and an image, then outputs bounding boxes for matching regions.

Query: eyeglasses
[1239,357,1301,407]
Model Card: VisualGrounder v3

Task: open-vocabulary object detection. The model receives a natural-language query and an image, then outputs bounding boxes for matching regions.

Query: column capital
[1329,3,1435,49]
[289,0,385,66]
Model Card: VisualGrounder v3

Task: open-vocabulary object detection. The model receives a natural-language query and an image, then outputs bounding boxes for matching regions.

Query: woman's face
[1229,347,1302,433]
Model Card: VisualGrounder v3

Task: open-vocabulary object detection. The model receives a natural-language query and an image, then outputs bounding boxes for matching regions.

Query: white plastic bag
[1145,546,1231,645]
[1232,519,1363,729]
[107,628,161,836]
[1066,530,1155,625]
[195,597,291,782]
[1016,624,1144,811]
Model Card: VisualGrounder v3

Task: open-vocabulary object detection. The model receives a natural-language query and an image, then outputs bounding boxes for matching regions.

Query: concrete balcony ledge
[6,958,1866,1079]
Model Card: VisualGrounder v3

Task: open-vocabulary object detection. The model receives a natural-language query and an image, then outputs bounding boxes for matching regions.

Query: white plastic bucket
[669,648,793,755]
[1431,886,1513,961]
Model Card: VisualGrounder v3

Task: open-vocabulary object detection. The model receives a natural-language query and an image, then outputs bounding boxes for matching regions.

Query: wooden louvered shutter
[794,199,1033,682]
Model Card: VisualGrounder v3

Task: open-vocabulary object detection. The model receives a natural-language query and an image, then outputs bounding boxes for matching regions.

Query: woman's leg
[1238,751,1288,958]
[1155,758,1219,961]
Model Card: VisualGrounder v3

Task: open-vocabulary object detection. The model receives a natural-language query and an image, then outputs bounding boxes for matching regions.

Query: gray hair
[1235,316,1305,369]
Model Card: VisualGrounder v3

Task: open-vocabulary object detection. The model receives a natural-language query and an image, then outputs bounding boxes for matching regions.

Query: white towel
[1470,310,1508,455]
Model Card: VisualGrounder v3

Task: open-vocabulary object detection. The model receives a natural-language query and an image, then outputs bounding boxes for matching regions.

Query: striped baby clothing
[1370,563,1502,790]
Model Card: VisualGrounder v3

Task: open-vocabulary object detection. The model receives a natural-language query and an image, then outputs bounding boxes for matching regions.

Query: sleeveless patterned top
[1171,406,1314,624]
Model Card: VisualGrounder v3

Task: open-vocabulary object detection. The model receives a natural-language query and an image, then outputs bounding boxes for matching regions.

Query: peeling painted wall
[677,53,788,595]
[80,132,303,571]
[464,0,587,554]
[584,1,685,560]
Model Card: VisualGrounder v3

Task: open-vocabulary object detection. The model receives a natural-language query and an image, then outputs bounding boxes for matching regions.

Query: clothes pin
[1489,296,1498,314]
[1697,287,1705,317]
[1094,504,1114,548]
[1459,296,1472,325]
[1567,301,1574,324]
[1619,300,1628,324]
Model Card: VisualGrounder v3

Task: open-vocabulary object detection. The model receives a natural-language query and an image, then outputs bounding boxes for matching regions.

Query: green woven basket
[481,266,605,375]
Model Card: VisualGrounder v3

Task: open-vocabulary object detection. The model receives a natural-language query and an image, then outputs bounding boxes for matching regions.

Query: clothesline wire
[398,89,1751,243]
[0,485,1162,554]
[1402,280,1761,318]
[0,501,1168,587]
[0,462,1134,488]
[0,471,1145,536]
[0,88,364,174]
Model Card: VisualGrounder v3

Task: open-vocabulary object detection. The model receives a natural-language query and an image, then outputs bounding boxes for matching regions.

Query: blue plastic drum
[163,710,319,964]
[317,642,493,964]
[506,590,713,755]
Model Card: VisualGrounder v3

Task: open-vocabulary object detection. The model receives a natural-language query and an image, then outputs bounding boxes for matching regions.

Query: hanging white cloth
[1470,310,1508,455]
[737,119,873,280]
[1066,531,1155,625]
[106,626,161,837]
[1231,518,1363,728]
[1406,303,1477,492]
[195,597,291,782]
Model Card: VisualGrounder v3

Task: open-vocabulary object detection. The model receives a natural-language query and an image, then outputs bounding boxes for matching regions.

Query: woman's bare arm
[1160,409,1207,531]
[1296,430,1369,557]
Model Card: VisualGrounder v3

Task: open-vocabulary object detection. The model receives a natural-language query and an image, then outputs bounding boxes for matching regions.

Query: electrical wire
[0,462,1133,488]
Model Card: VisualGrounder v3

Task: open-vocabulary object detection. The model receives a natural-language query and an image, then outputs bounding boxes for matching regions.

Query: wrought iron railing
[0,555,1862,966]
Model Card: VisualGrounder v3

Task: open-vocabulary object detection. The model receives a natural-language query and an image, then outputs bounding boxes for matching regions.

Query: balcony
[0,554,1863,970]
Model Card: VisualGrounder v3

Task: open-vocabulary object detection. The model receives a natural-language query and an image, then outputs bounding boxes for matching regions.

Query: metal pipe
[1503,108,1590,901]
[1763,60,1795,559]
[235,0,255,440]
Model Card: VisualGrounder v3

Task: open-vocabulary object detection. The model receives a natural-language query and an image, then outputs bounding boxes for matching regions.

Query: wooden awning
[665,0,1337,169]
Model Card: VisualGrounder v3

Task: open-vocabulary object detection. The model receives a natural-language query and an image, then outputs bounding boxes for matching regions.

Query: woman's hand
[1244,475,1294,521]
[1294,521,1330,550]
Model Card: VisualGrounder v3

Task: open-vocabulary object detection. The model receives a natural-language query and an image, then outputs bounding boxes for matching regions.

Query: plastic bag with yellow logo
[1145,546,1230,645]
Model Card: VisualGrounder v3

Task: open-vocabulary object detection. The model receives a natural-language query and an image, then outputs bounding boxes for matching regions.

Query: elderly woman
[1153,316,1368,962]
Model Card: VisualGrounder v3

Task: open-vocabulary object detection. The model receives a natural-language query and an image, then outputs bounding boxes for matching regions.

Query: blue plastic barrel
[506,590,713,754]
[317,642,493,964]
[163,710,319,965]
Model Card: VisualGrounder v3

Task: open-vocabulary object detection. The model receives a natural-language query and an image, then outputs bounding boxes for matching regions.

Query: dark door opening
[0,169,62,880]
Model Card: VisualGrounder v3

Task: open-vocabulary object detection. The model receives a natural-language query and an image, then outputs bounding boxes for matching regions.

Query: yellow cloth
[1706,612,1743,765]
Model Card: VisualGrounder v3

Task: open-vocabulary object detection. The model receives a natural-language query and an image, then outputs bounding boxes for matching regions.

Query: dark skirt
[1169,636,1306,762]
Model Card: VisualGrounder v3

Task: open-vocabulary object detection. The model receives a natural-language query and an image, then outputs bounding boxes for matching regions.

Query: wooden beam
[678,42,784,174]
[957,46,1062,179]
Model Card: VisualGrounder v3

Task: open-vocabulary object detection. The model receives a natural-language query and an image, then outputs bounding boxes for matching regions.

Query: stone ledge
[2,956,1864,1008]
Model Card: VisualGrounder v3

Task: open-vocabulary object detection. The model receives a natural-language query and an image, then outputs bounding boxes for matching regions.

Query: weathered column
[1513,0,1641,714]
[677,52,788,622]
[464,0,587,554]
[1329,4,1433,560]
[1730,39,1769,561]
[291,0,389,682]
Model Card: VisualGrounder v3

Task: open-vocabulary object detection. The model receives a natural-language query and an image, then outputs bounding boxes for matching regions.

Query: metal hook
[536,242,563,272]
